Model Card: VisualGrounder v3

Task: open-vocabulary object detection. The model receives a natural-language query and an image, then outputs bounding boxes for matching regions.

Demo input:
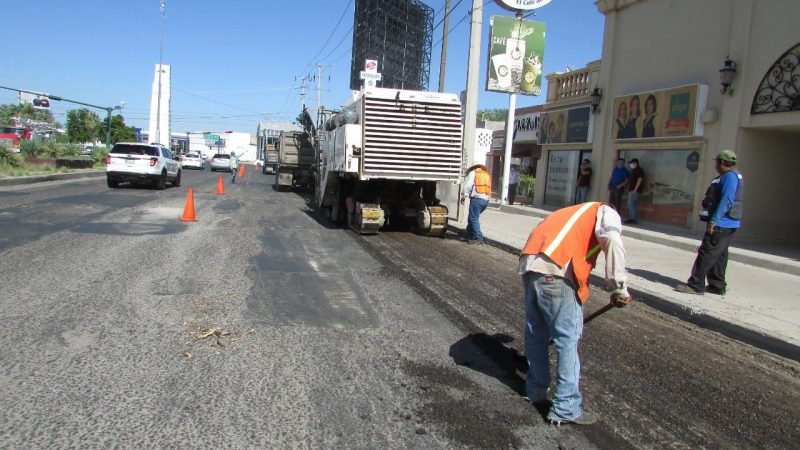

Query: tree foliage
[96,114,136,145]
[477,108,509,122]
[0,103,55,126]
[66,108,101,143]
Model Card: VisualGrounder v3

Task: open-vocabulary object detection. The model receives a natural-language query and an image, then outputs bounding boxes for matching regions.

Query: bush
[519,174,536,197]
[19,139,83,158]
[0,146,23,168]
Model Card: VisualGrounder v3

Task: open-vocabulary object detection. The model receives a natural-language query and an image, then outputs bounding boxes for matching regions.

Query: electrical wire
[304,0,354,69]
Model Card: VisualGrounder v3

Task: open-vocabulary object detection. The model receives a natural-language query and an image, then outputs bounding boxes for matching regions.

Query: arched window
[751,42,800,114]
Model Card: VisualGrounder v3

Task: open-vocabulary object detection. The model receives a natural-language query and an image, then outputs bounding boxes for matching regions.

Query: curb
[449,223,800,362]
[492,203,800,277]
[0,170,105,187]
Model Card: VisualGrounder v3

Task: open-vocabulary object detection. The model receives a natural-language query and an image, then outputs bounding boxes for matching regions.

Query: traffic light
[33,97,50,108]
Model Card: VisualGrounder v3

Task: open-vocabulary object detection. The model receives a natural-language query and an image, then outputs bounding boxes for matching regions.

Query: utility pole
[438,0,451,93]
[457,0,483,225]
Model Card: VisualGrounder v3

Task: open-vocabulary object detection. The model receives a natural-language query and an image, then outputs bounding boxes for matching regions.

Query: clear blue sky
[0,1,604,134]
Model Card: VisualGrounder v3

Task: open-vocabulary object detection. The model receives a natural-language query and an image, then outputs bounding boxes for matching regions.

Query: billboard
[486,16,546,95]
[350,0,433,91]
[612,84,708,139]
[538,106,592,144]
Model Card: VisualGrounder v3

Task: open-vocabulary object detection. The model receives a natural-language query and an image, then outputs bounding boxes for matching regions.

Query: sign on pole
[486,16,546,96]
[494,0,553,11]
[360,59,382,88]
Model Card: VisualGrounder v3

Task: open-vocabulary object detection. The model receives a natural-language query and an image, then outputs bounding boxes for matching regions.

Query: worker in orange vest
[461,164,492,244]
[518,201,631,425]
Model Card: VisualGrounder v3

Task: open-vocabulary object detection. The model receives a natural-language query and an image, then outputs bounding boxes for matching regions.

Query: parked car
[210,153,233,172]
[105,142,181,189]
[181,152,205,170]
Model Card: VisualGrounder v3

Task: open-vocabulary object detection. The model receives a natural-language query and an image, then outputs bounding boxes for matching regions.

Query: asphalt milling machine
[314,87,464,236]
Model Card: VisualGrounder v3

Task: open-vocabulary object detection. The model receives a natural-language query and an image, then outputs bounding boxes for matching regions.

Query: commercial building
[532,0,799,243]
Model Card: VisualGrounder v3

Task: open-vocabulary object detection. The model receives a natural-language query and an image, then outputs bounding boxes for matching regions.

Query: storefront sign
[513,112,540,142]
[612,84,708,139]
[486,16,546,95]
[538,106,591,144]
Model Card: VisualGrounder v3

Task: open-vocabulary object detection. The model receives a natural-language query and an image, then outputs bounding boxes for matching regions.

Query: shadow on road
[449,333,528,398]
[627,267,684,288]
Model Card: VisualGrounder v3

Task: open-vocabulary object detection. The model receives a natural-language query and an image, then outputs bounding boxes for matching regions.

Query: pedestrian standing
[625,158,644,224]
[508,165,520,205]
[676,150,743,295]
[461,164,492,244]
[607,158,629,211]
[574,159,592,204]
[519,202,631,425]
[230,152,239,184]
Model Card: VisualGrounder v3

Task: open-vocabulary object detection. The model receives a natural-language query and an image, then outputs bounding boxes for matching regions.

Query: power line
[305,0,354,68]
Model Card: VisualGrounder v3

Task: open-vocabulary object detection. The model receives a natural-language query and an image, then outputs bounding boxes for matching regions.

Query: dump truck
[275,131,315,191]
[315,87,464,235]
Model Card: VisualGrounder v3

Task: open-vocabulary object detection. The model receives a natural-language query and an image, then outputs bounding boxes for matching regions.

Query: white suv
[105,142,181,189]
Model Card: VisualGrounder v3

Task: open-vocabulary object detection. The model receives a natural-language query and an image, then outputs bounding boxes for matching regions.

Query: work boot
[547,411,598,425]
[705,286,727,295]
[674,283,703,295]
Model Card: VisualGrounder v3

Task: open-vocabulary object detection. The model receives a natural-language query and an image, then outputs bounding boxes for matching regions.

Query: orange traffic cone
[238,164,245,177]
[180,188,197,222]
[216,175,225,195]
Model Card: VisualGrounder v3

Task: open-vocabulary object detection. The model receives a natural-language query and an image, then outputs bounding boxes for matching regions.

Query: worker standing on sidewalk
[676,150,743,295]
[518,202,631,425]
[461,164,492,245]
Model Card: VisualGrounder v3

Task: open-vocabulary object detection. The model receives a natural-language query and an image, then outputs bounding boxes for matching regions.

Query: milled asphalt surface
[0,169,798,448]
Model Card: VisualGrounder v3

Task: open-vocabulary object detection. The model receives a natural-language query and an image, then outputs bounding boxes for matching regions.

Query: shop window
[544,150,591,207]
[618,148,700,228]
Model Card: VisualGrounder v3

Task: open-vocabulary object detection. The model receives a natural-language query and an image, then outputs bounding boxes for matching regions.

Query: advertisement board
[612,84,708,140]
[486,16,546,95]
[538,106,592,144]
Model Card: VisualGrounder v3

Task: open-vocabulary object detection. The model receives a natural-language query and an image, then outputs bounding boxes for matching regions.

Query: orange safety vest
[474,168,491,195]
[521,202,603,303]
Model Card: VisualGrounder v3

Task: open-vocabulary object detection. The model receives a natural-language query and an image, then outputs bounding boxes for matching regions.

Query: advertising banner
[612,84,708,139]
[538,106,591,144]
[486,16,546,95]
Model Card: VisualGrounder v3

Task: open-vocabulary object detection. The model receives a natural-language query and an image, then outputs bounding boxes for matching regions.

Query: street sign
[495,0,553,11]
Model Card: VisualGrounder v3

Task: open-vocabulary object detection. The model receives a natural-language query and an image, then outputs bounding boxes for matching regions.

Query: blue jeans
[575,186,589,204]
[523,272,584,420]
[230,168,237,183]
[627,191,640,221]
[466,197,488,241]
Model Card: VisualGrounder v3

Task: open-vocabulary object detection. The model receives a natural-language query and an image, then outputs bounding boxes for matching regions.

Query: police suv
[105,142,182,189]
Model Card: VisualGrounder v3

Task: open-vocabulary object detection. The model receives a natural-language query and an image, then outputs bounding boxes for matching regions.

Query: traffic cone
[180,188,197,222]
[216,175,225,195]
[238,164,245,177]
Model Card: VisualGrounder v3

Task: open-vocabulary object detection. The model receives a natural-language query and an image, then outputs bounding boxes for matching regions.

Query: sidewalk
[0,169,104,187]
[452,202,800,362]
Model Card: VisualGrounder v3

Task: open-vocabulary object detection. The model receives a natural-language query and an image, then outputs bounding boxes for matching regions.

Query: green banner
[486,16,546,96]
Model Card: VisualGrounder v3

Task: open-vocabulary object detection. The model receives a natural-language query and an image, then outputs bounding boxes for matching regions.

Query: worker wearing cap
[519,202,631,425]
[676,149,743,296]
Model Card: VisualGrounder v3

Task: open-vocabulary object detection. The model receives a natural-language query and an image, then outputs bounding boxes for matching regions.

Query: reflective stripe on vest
[475,168,491,195]
[521,202,603,303]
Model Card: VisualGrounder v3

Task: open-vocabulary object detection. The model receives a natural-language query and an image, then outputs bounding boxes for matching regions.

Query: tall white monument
[147,64,171,145]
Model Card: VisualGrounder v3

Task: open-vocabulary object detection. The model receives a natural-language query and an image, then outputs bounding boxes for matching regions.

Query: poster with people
[613,84,707,139]
[486,16,546,95]
[538,107,591,145]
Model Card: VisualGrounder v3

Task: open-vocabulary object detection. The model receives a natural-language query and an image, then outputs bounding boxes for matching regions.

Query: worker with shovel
[518,201,631,425]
